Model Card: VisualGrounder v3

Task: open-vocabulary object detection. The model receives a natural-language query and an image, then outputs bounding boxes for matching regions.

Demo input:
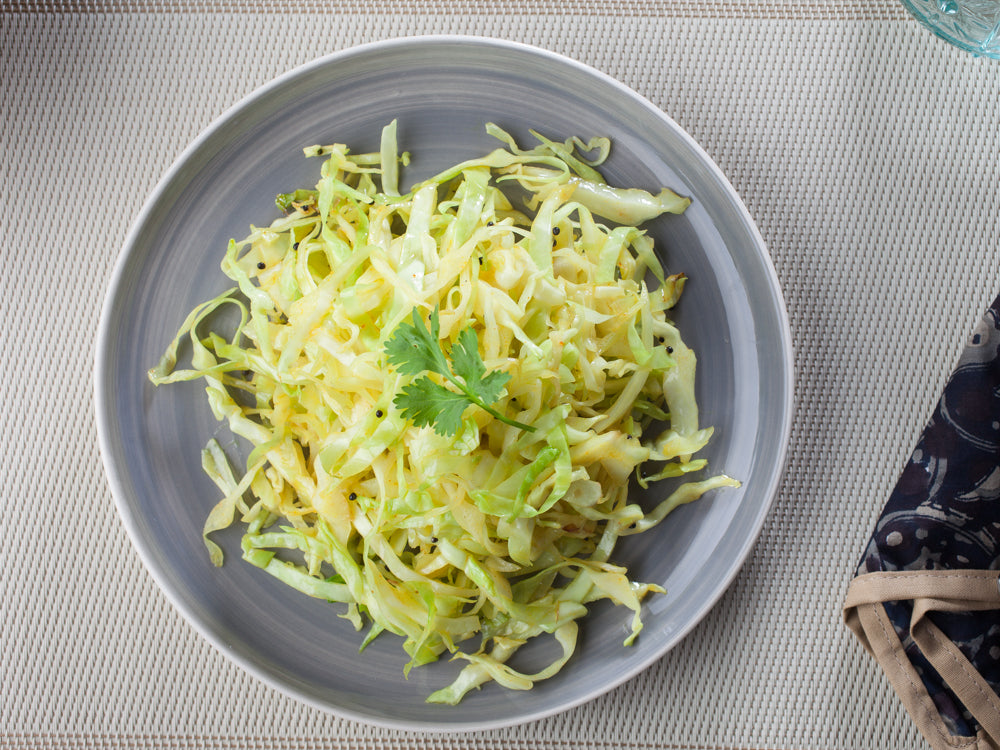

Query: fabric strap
[844,571,1000,750]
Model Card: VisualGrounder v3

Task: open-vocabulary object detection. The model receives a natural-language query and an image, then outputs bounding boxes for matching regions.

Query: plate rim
[94,33,795,733]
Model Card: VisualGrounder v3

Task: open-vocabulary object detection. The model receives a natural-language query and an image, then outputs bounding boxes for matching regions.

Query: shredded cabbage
[149,121,739,703]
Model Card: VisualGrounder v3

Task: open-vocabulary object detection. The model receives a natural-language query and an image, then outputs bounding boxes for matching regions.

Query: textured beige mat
[4,4,1000,749]
[3,0,910,19]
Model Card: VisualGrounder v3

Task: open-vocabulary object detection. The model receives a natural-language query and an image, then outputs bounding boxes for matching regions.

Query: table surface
[4,2,999,748]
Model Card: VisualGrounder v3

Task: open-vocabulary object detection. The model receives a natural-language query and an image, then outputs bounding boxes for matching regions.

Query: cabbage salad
[149,121,738,703]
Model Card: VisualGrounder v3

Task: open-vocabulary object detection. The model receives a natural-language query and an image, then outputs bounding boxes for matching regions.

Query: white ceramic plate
[95,36,793,731]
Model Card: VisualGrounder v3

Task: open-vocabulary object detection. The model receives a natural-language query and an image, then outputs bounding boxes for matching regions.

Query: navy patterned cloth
[857,295,1000,738]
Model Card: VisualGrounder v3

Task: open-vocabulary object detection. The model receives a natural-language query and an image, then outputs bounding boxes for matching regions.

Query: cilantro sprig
[385,308,535,437]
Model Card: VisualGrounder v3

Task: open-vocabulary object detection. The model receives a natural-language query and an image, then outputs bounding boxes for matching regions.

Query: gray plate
[95,36,793,732]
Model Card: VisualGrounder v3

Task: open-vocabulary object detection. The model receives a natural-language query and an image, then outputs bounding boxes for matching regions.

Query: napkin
[844,295,1000,750]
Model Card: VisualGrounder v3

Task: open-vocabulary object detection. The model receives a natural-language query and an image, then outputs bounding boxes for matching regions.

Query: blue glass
[902,0,1000,57]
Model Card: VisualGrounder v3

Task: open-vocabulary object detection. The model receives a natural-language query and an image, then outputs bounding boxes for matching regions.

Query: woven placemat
[3,0,909,19]
[4,4,1000,749]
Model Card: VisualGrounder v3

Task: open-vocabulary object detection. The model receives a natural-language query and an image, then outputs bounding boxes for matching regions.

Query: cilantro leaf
[449,326,487,384]
[393,376,471,436]
[386,307,534,436]
[449,325,510,407]
[385,307,449,377]
[477,369,511,406]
